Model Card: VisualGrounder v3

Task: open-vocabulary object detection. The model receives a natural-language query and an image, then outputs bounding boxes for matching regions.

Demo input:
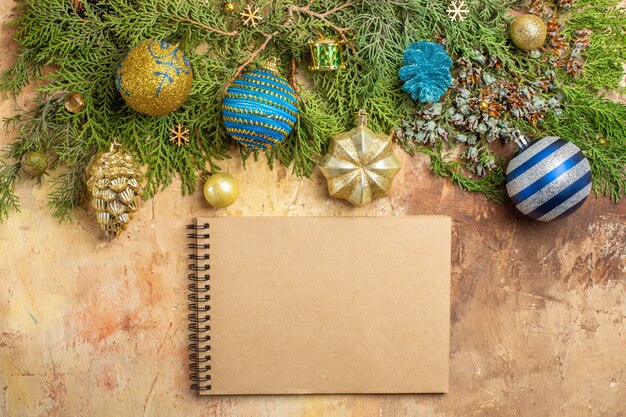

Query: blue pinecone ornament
[398,41,453,103]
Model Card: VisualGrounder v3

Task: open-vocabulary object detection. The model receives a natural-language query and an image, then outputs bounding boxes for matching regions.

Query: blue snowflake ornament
[398,41,453,103]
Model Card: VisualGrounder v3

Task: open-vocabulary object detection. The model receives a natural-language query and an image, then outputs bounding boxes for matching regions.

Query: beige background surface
[1,1,625,416]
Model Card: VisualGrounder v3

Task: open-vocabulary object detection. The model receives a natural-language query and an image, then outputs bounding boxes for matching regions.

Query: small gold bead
[478,101,489,112]
[223,2,236,14]
[65,93,85,113]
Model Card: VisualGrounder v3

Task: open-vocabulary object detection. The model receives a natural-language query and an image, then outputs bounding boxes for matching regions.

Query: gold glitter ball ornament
[87,141,142,239]
[116,40,193,116]
[203,173,239,208]
[223,1,236,13]
[320,110,402,207]
[64,92,85,113]
[510,14,547,51]
[478,101,489,112]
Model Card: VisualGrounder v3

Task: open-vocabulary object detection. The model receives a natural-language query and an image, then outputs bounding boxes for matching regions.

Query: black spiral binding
[187,222,211,392]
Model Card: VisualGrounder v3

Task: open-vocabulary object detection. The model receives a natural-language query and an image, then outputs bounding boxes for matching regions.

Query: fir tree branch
[174,16,238,37]
[288,3,354,46]
[223,31,278,92]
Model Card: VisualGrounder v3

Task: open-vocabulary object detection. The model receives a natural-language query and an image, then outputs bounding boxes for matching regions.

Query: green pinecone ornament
[86,141,142,239]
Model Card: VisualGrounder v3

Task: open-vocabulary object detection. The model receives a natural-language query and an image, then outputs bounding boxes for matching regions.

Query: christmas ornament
[20,151,48,177]
[320,110,401,207]
[169,124,190,147]
[510,14,547,51]
[398,41,453,103]
[506,135,592,222]
[116,40,193,116]
[308,36,346,71]
[87,141,142,239]
[223,1,236,14]
[240,4,263,27]
[447,1,470,22]
[64,92,85,113]
[222,60,299,150]
[203,173,239,208]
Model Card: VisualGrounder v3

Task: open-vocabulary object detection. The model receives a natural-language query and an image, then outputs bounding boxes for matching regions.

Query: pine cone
[87,142,142,239]
[398,41,453,103]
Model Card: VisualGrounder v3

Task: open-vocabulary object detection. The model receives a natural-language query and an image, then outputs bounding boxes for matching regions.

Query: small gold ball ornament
[64,92,85,113]
[478,101,489,112]
[203,173,239,208]
[116,40,193,116]
[223,2,236,13]
[21,151,48,177]
[510,14,548,51]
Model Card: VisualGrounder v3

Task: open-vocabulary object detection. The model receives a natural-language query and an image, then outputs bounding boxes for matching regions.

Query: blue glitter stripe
[510,151,586,206]
[229,80,298,108]
[222,108,296,127]
[223,92,298,116]
[507,139,568,182]
[222,106,297,127]
[223,120,287,140]
[223,115,295,132]
[245,70,292,87]
[222,100,298,122]
[222,110,296,132]
[527,171,593,219]
[553,197,588,221]
[243,72,293,93]
[225,88,298,114]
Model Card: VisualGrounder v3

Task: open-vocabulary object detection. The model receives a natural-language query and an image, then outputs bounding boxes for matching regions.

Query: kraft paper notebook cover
[187,216,451,395]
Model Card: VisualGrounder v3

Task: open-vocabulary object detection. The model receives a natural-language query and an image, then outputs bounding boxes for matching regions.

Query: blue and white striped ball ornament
[222,61,299,150]
[506,136,592,222]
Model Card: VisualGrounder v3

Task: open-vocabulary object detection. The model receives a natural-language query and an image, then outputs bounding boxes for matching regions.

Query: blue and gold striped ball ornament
[506,135,592,222]
[116,40,192,116]
[222,60,299,150]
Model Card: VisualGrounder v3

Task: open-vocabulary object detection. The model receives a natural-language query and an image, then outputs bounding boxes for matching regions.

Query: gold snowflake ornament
[447,0,469,22]
[240,5,263,27]
[169,124,190,147]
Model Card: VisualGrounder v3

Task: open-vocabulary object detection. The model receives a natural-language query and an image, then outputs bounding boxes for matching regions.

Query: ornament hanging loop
[263,57,280,74]
[110,139,123,153]
[513,131,529,151]
[356,109,369,127]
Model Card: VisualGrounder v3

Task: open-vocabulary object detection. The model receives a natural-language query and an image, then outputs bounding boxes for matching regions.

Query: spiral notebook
[187,216,451,395]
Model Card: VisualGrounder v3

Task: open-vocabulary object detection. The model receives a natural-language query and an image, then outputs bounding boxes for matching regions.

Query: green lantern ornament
[308,36,346,71]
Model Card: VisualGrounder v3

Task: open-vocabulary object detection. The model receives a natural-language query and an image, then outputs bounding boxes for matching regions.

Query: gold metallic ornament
[223,1,236,13]
[478,101,489,112]
[87,141,142,239]
[116,40,193,116]
[64,92,85,113]
[320,109,402,207]
[510,14,547,51]
[20,151,48,177]
[203,173,239,208]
